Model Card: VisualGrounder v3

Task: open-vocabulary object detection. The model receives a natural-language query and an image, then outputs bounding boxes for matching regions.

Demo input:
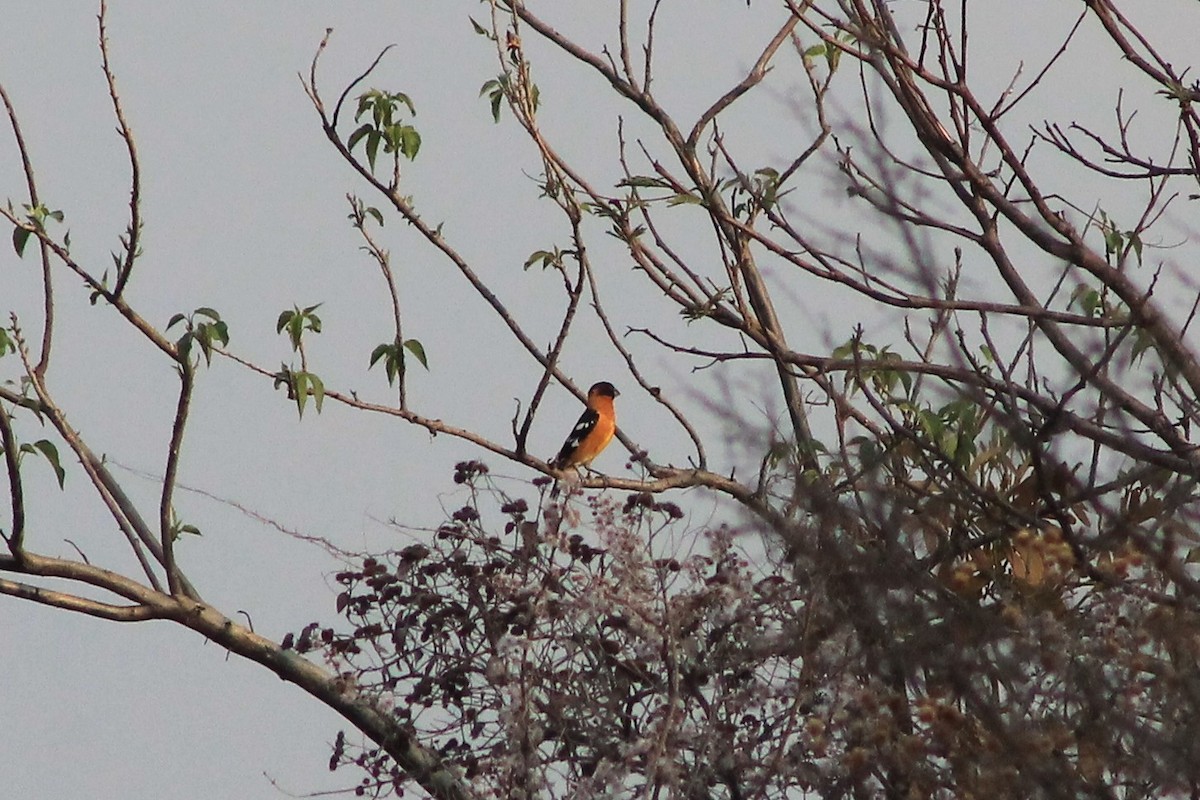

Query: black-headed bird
[551,381,619,472]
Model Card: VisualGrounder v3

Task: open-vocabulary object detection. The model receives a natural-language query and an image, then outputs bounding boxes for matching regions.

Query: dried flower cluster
[296,459,1200,799]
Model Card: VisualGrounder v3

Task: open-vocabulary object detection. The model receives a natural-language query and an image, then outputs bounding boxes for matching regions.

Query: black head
[589,381,619,398]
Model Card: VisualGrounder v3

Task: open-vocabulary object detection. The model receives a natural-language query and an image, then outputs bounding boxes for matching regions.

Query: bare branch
[686,13,802,148]
[0,83,54,377]
[98,0,143,299]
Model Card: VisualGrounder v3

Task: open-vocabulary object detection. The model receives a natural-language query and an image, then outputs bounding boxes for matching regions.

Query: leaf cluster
[348,90,421,171]
[166,307,230,367]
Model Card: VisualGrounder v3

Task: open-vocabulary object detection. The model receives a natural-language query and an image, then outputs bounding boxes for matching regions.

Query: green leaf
[469,16,489,36]
[369,342,392,369]
[368,342,400,386]
[524,249,564,270]
[177,332,193,360]
[287,315,305,349]
[294,372,309,417]
[308,372,325,413]
[667,192,701,206]
[1129,232,1144,266]
[194,307,221,321]
[12,226,31,257]
[1129,328,1156,365]
[348,122,373,152]
[1104,228,1122,257]
[167,313,187,330]
[618,176,672,190]
[365,130,381,172]
[195,325,213,364]
[404,338,429,370]
[480,78,507,123]
[365,206,384,227]
[399,126,421,160]
[190,318,229,366]
[32,439,65,488]
[288,370,325,418]
[1069,284,1104,317]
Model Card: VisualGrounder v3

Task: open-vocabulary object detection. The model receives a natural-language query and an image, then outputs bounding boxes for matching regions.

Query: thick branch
[0,548,474,800]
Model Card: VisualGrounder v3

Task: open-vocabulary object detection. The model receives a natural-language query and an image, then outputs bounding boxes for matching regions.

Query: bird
[551,381,620,472]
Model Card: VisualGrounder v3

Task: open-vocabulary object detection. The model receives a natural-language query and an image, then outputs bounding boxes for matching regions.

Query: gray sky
[2,2,1198,798]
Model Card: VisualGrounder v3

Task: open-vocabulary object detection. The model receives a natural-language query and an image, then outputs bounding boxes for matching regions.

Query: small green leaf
[369,342,392,369]
[13,226,31,257]
[194,307,221,321]
[399,126,421,160]
[288,315,305,349]
[195,325,213,364]
[1104,228,1122,257]
[524,249,563,270]
[348,122,373,152]
[469,16,488,36]
[1129,232,1144,266]
[404,338,429,370]
[368,342,403,385]
[177,332,193,360]
[32,439,65,488]
[618,176,672,190]
[288,371,325,418]
[167,313,187,330]
[308,372,325,413]
[667,192,701,206]
[294,372,309,417]
[366,131,381,171]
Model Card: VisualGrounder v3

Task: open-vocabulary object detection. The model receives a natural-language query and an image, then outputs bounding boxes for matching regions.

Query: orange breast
[574,398,616,465]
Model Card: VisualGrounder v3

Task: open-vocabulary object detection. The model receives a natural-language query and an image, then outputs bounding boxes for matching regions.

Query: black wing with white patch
[552,408,599,468]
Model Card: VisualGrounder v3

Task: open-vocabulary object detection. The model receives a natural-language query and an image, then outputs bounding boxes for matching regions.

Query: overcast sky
[2,3,1198,799]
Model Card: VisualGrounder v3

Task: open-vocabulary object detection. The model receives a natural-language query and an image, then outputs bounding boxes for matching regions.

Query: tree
[4,1,1200,798]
